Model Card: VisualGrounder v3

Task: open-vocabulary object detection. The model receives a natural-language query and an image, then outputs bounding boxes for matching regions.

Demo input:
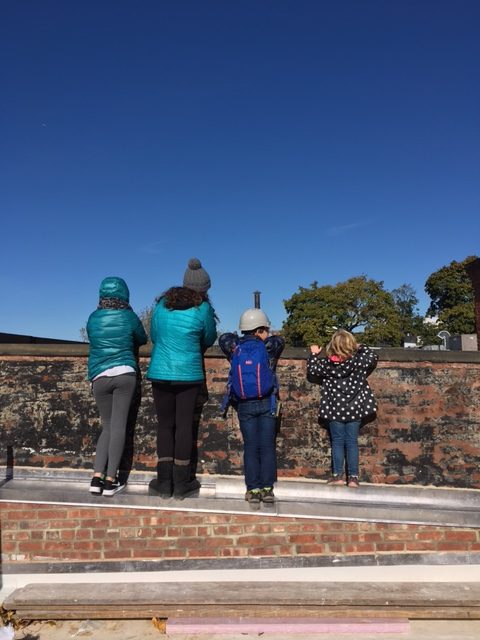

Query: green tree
[425,256,477,334]
[282,276,403,347]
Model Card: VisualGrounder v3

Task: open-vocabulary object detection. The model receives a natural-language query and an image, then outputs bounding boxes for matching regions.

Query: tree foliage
[282,276,403,347]
[425,256,477,334]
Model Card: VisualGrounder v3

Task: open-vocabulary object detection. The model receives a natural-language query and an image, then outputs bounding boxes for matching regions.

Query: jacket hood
[99,277,130,302]
[324,345,367,379]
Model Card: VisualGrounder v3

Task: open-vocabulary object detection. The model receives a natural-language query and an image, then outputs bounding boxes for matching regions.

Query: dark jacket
[307,344,378,424]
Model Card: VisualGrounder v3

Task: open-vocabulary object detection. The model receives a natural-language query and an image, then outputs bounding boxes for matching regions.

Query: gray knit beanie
[183,258,211,293]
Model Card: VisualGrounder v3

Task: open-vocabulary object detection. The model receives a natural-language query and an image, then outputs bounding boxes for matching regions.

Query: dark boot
[148,461,173,498]
[173,464,200,500]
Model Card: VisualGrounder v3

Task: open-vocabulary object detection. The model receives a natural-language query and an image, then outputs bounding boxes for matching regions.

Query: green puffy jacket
[147,298,217,382]
[87,277,148,380]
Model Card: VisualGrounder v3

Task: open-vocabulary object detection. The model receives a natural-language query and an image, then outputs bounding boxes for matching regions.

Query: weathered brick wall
[2,502,478,566]
[1,346,480,487]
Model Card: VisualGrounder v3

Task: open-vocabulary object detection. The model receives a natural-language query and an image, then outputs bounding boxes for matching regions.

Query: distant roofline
[0,332,83,345]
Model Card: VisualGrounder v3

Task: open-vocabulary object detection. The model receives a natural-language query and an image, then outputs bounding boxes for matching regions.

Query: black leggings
[151,382,200,464]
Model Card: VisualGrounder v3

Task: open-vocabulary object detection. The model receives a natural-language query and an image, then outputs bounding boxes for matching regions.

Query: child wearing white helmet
[219,309,284,509]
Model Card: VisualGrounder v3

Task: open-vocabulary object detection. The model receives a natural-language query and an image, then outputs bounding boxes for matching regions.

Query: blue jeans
[237,397,277,490]
[329,420,361,477]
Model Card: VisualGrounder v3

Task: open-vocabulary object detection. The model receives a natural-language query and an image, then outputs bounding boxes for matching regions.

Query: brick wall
[1,346,480,487]
[2,502,479,567]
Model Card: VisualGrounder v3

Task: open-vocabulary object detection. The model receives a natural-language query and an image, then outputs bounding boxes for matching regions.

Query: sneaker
[89,476,104,495]
[261,487,275,504]
[103,479,126,496]
[245,489,261,510]
[347,476,360,488]
[327,475,345,485]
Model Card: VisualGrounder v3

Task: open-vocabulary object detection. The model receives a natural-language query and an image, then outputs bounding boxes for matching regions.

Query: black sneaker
[89,476,104,495]
[245,489,261,510]
[103,479,126,496]
[261,487,275,504]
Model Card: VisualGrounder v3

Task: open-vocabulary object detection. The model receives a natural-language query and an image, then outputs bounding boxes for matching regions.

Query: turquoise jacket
[147,298,217,382]
[87,277,148,380]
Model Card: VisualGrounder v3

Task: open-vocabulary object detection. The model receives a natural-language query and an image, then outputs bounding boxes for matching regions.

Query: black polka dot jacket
[306,345,378,425]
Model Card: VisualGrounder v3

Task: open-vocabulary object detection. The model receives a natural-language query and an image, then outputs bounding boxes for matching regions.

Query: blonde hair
[326,329,358,359]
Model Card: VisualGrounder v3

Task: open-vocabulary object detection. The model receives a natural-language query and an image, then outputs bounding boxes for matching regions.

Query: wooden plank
[7,582,480,608]
[10,606,480,621]
[6,582,480,621]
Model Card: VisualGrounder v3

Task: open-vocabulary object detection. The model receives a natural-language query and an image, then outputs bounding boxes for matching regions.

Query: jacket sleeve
[201,303,218,349]
[218,333,239,361]
[306,354,326,384]
[264,336,285,368]
[132,313,148,346]
[359,345,378,377]
[150,304,159,344]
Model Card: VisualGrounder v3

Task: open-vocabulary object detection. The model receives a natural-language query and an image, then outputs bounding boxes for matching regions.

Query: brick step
[5,582,480,621]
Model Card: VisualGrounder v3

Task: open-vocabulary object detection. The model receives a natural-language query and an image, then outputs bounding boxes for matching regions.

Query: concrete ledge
[1,342,480,362]
[2,470,480,527]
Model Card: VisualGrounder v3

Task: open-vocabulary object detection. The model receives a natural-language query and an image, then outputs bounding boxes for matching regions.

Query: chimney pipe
[253,291,261,309]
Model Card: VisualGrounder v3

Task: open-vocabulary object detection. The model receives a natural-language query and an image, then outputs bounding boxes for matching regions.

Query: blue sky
[1,0,479,339]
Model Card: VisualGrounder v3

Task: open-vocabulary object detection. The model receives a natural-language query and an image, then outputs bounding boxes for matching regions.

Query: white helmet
[239,308,271,332]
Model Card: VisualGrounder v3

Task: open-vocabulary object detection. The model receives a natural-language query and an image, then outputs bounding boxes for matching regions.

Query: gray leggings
[92,374,137,478]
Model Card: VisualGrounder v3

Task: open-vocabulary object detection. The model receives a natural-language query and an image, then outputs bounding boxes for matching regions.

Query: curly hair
[160,286,210,310]
[326,329,359,359]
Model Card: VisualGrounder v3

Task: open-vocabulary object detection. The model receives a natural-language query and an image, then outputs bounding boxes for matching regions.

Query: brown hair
[326,329,358,359]
[160,286,210,310]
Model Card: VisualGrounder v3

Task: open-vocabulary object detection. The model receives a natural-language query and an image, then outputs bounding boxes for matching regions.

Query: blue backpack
[222,337,278,414]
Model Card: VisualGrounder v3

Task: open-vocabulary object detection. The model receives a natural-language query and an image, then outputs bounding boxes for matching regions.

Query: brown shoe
[326,475,345,486]
[245,489,261,510]
[347,476,360,488]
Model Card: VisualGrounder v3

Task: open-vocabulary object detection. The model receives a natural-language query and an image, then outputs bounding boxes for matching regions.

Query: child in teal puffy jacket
[87,277,147,497]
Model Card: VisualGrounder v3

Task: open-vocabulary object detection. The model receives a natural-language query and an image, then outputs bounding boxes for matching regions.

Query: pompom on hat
[183,258,211,293]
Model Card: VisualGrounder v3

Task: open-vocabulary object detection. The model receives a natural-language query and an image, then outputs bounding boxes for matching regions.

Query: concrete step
[4,581,480,620]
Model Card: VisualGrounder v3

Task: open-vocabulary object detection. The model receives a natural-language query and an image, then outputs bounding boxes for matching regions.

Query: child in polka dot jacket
[307,329,378,488]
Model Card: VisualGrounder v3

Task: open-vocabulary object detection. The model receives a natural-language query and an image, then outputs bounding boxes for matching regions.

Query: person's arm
[149,304,159,344]
[218,332,239,361]
[132,313,148,346]
[201,303,218,349]
[358,344,378,377]
[306,345,326,384]
[264,335,285,368]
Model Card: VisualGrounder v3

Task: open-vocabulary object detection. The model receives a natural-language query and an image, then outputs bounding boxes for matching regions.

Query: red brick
[162,549,187,558]
[376,543,405,552]
[416,531,444,541]
[118,539,147,549]
[187,548,217,558]
[103,550,133,559]
[288,534,317,544]
[297,544,327,555]
[36,509,68,522]
[219,547,249,557]
[203,537,235,547]
[444,531,476,541]
[18,541,45,552]
[249,547,277,556]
